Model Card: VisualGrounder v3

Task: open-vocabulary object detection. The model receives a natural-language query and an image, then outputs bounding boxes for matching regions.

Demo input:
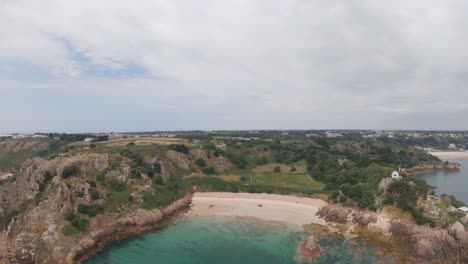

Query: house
[458,207,468,215]
[449,143,457,150]
[391,170,401,179]
[84,138,94,142]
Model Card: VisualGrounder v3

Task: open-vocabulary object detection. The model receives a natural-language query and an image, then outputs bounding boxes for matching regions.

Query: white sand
[187,192,329,226]
[429,151,468,159]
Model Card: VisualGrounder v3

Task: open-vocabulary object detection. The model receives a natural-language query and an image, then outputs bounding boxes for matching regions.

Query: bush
[274,166,281,173]
[61,224,79,236]
[77,204,104,217]
[153,162,162,174]
[43,171,54,182]
[256,157,269,165]
[201,166,215,175]
[64,213,89,231]
[195,158,207,167]
[62,165,79,178]
[90,189,100,200]
[89,143,96,149]
[204,143,217,150]
[290,166,297,172]
[169,144,189,154]
[87,180,96,187]
[107,180,127,192]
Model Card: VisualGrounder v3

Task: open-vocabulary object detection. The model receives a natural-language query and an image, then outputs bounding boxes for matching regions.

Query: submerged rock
[298,235,323,261]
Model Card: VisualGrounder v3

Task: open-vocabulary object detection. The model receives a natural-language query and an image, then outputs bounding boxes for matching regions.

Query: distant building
[458,207,468,215]
[84,138,94,142]
[391,170,401,179]
[449,144,457,150]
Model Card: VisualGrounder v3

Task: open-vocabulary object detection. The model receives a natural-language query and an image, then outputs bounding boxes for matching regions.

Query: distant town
[1,130,468,151]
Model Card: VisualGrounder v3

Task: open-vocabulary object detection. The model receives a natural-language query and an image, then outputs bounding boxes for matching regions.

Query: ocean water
[85,216,392,264]
[417,157,468,204]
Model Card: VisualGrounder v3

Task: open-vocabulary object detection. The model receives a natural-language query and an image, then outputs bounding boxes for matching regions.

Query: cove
[85,215,392,264]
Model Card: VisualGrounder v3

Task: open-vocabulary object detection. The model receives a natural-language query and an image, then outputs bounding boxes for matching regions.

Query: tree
[169,144,189,154]
[195,158,207,167]
[62,165,79,178]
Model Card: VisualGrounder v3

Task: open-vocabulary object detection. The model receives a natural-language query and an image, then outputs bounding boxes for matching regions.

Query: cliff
[0,149,206,263]
[317,204,468,263]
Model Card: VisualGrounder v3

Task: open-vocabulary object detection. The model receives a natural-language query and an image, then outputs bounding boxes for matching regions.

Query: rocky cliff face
[318,204,468,263]
[0,148,205,263]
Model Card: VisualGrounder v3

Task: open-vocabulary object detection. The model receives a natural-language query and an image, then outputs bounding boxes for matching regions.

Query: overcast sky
[1,0,468,133]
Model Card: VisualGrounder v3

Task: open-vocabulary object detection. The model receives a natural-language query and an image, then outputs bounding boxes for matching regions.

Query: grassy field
[253,161,307,174]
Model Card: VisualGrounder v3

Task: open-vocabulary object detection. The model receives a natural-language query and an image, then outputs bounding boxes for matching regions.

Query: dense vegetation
[3,130,465,233]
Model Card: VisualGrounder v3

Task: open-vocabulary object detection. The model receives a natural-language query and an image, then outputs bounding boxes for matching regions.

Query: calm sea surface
[85,216,392,264]
[417,157,468,204]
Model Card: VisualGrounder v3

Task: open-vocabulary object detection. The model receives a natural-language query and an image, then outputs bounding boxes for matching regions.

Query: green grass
[141,188,180,209]
[252,172,324,190]
[104,191,131,212]
[61,224,80,236]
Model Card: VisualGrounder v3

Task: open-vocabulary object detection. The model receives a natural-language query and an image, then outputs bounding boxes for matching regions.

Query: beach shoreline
[429,151,468,159]
[187,192,329,226]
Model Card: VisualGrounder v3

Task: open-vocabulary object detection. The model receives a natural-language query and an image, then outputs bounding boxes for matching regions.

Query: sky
[1,0,468,133]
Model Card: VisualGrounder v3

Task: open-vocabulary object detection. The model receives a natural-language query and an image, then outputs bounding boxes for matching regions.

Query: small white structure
[458,207,468,215]
[391,170,401,179]
[84,138,94,142]
[449,143,457,150]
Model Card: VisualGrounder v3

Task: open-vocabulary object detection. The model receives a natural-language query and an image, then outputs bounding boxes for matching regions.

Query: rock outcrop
[318,204,468,263]
[297,235,322,261]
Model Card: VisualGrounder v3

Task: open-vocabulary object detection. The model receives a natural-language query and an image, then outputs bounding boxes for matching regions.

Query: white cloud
[1,0,468,131]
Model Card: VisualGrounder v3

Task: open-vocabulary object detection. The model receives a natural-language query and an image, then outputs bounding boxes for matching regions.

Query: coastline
[187,192,329,226]
[71,195,193,264]
[77,192,468,264]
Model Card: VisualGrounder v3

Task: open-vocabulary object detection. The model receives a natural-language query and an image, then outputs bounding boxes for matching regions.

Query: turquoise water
[85,216,392,264]
[417,157,468,204]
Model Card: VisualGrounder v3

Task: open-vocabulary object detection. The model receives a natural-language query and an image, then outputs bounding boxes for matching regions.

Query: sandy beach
[429,151,468,159]
[187,192,329,226]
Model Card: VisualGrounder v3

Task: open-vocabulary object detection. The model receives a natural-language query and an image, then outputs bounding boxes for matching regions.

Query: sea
[417,156,468,204]
[85,216,392,264]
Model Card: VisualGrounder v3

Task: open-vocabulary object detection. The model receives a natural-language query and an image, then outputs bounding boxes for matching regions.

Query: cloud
[1,0,468,132]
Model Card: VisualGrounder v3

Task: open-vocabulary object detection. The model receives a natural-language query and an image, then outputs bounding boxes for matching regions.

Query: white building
[391,170,401,179]
[458,207,468,215]
[449,143,457,150]
[84,138,94,142]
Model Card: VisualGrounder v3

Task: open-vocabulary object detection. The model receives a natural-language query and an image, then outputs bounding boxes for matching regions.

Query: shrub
[89,143,96,149]
[256,157,269,165]
[61,224,79,236]
[201,166,215,175]
[169,144,189,154]
[90,189,100,200]
[290,166,297,172]
[64,213,88,231]
[274,166,281,173]
[43,171,54,182]
[77,204,104,217]
[126,142,135,147]
[107,180,127,192]
[62,165,79,178]
[87,180,96,187]
[153,163,162,174]
[195,158,207,167]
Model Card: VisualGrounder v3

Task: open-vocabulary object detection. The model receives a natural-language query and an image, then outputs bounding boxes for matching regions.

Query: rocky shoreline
[402,162,461,176]
[70,195,193,263]
[314,204,468,264]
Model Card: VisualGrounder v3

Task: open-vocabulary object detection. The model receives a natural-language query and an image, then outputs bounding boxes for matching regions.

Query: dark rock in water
[298,235,323,261]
